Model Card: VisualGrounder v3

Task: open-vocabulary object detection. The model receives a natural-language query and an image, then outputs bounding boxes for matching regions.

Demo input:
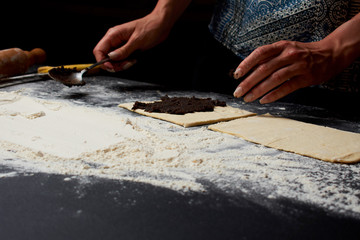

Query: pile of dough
[209,114,360,164]
[119,102,255,127]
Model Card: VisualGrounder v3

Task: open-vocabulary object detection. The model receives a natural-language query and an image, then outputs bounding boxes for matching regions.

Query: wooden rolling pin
[0,48,46,78]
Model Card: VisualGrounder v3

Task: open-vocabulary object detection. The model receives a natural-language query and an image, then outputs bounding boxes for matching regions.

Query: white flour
[0,90,359,217]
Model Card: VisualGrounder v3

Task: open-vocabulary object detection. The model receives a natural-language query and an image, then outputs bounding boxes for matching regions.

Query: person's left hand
[233,40,338,104]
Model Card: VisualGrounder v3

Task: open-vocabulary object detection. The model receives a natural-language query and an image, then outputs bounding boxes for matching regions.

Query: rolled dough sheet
[208,114,360,163]
[119,102,256,127]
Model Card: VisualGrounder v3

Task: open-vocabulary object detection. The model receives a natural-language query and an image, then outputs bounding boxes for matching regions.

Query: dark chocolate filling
[132,95,226,115]
[48,66,85,87]
[49,66,78,77]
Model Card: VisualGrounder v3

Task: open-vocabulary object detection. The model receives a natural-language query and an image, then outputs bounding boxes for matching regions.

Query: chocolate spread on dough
[132,95,226,115]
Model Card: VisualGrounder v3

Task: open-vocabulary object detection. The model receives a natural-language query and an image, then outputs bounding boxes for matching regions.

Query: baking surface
[0,75,360,239]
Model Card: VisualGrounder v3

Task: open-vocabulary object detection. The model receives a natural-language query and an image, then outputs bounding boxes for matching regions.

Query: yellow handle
[37,64,101,75]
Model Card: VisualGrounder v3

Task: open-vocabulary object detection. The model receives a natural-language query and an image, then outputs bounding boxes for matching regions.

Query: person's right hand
[93,13,172,72]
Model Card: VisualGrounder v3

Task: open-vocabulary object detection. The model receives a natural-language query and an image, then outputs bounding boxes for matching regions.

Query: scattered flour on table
[0,90,359,217]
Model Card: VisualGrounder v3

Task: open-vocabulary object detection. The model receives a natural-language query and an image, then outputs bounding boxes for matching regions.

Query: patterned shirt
[209,0,360,92]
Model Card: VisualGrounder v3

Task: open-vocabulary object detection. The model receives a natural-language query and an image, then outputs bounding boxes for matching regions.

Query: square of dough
[208,114,360,163]
[119,102,256,127]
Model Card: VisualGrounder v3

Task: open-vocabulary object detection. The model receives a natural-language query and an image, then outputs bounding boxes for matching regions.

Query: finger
[106,59,137,72]
[108,39,138,61]
[93,34,118,62]
[93,42,109,63]
[94,36,134,72]
[233,42,284,79]
[103,62,116,72]
[233,54,290,98]
[243,64,304,102]
[93,25,133,62]
[259,76,307,104]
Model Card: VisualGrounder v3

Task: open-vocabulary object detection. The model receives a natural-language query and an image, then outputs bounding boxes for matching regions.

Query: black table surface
[0,75,359,240]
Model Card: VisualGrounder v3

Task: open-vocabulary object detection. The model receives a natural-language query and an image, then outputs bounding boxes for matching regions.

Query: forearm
[151,0,193,29]
[320,12,360,73]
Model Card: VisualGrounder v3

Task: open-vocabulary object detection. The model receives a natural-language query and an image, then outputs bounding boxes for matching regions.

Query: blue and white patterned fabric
[209,0,349,59]
[209,0,360,92]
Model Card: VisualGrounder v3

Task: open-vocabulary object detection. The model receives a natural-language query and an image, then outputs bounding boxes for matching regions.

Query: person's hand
[93,13,172,72]
[233,40,339,104]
